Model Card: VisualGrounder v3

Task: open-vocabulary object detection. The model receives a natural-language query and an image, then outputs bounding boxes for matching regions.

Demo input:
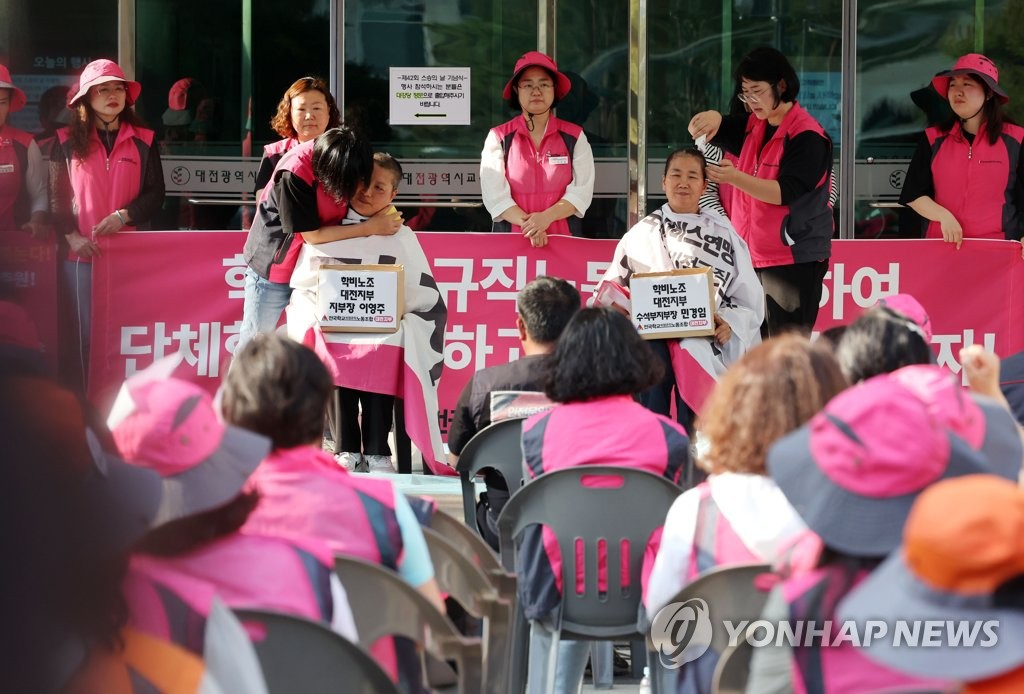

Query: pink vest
[781,567,947,694]
[490,115,582,236]
[926,121,1024,240]
[242,445,404,569]
[56,122,156,263]
[262,139,349,283]
[731,103,832,268]
[0,125,33,231]
[686,483,761,580]
[125,533,336,635]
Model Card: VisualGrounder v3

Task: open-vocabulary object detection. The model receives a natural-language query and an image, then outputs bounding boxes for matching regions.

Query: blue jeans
[236,267,292,354]
[528,619,615,692]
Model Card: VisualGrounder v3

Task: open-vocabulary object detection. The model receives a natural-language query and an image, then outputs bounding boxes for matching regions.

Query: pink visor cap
[877,293,933,342]
[67,59,142,107]
[767,370,1013,557]
[0,64,27,112]
[107,357,270,527]
[931,53,1008,104]
[502,50,572,101]
[891,364,1023,474]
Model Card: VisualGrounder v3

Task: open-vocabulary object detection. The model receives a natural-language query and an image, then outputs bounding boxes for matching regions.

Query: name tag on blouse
[0,165,14,175]
[546,155,570,165]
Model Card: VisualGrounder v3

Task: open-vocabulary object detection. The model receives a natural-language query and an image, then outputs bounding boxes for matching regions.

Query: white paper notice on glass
[630,268,716,340]
[316,265,404,333]
[389,68,471,126]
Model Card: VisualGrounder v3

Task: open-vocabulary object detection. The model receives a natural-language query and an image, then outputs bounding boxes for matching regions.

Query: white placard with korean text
[390,68,471,125]
[317,265,404,333]
[630,268,716,339]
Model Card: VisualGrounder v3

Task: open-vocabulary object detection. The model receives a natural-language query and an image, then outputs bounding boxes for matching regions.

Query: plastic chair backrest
[497,465,682,639]
[333,555,483,694]
[430,507,506,577]
[232,608,398,694]
[422,525,498,619]
[712,638,754,694]
[456,418,526,525]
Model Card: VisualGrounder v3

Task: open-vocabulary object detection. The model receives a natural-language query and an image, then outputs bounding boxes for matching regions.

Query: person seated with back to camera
[592,147,763,433]
[285,152,447,474]
[447,275,581,550]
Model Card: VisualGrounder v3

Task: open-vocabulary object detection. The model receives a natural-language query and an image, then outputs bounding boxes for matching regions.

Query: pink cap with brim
[0,64,27,112]
[502,51,572,101]
[877,293,933,341]
[107,356,270,527]
[67,59,142,107]
[931,53,1008,104]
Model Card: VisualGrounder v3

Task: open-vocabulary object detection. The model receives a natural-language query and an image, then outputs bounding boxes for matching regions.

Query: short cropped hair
[222,334,333,450]
[516,276,581,345]
[698,334,848,475]
[735,46,800,104]
[373,151,403,190]
[541,308,662,403]
[270,76,341,139]
[835,306,934,383]
[663,147,707,179]
[312,126,374,204]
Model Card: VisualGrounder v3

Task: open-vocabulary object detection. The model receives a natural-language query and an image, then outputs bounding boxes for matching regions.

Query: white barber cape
[599,205,764,408]
[286,209,450,474]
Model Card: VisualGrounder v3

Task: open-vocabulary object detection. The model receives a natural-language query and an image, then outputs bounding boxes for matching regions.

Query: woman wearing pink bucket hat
[480,50,594,247]
[900,53,1024,248]
[50,58,165,391]
[0,64,50,237]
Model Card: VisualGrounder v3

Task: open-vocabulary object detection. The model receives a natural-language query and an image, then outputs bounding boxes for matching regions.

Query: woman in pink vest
[480,51,594,247]
[0,65,50,236]
[51,60,165,391]
[643,335,846,694]
[689,47,833,338]
[105,360,359,647]
[746,367,1022,694]
[253,76,340,194]
[899,54,1024,247]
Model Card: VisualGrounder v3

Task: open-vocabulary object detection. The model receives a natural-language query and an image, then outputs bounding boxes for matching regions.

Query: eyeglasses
[738,84,774,105]
[518,81,554,93]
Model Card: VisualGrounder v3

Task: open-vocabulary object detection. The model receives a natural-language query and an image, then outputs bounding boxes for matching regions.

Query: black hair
[835,306,934,383]
[735,46,800,107]
[663,147,707,179]
[541,308,663,403]
[312,126,374,203]
[516,275,581,345]
[222,334,333,450]
[135,491,261,557]
[373,151,403,190]
[505,66,561,111]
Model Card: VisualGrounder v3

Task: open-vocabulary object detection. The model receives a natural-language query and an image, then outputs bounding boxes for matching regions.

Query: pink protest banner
[0,233,59,372]
[88,232,1024,446]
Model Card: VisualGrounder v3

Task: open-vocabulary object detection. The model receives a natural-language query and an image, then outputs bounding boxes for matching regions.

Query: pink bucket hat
[107,357,270,526]
[839,476,1024,681]
[0,64,27,112]
[877,293,933,342]
[163,78,194,126]
[932,53,1008,104]
[502,50,572,101]
[67,59,142,107]
[767,370,1013,557]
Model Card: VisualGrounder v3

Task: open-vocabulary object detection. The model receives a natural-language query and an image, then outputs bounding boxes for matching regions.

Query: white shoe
[336,451,363,472]
[364,454,396,473]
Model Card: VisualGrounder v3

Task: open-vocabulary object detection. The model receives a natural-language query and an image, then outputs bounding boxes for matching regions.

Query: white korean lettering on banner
[434,258,478,313]
[223,253,247,300]
[444,324,494,371]
[934,330,998,385]
[497,327,522,361]
[581,260,612,296]
[821,262,901,320]
[119,321,241,379]
[479,256,549,301]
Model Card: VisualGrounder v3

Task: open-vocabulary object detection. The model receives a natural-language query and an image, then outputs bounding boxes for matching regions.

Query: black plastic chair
[497,465,682,692]
[334,555,483,694]
[456,418,527,526]
[233,607,398,694]
[647,563,771,694]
